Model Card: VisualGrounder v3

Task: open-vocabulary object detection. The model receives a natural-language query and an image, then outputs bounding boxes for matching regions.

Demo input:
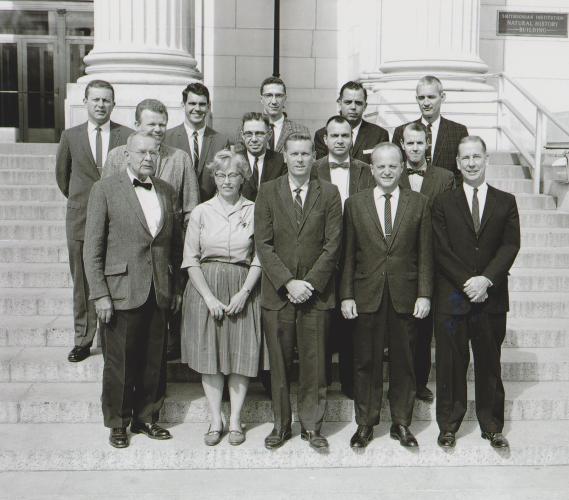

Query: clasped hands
[94,293,182,324]
[341,297,431,320]
[204,289,250,320]
[285,279,314,304]
[463,276,491,303]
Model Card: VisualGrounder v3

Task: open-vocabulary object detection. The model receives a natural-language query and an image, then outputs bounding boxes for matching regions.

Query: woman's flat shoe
[204,427,223,446]
[228,429,246,446]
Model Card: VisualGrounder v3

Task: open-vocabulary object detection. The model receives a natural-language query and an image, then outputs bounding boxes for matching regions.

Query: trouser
[435,311,506,433]
[101,286,168,428]
[262,303,329,433]
[67,238,97,347]
[353,285,417,426]
[167,272,187,352]
[414,311,433,389]
[326,308,354,393]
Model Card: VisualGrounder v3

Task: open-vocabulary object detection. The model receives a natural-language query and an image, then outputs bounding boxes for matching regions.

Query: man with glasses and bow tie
[314,115,375,399]
[398,121,454,404]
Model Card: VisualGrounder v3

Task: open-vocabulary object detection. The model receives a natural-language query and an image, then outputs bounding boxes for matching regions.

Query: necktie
[251,156,260,187]
[406,167,425,177]
[384,193,392,242]
[95,126,102,171]
[330,162,350,169]
[294,187,303,226]
[472,187,480,233]
[133,178,152,190]
[268,124,275,151]
[425,123,432,165]
[192,131,200,168]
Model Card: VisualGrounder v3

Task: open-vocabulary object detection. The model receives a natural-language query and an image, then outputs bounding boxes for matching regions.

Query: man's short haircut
[284,132,314,152]
[416,75,444,94]
[371,142,403,163]
[126,131,158,150]
[135,99,168,123]
[402,121,428,140]
[325,115,351,132]
[260,76,287,95]
[85,80,115,101]
[182,82,210,104]
[338,81,367,102]
[457,135,487,155]
[241,111,270,130]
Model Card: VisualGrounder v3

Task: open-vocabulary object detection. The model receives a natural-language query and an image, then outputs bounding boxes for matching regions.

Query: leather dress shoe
[390,424,418,447]
[109,427,128,448]
[437,431,456,448]
[350,425,374,448]
[67,345,90,362]
[264,428,292,450]
[416,386,434,403]
[481,431,509,448]
[131,421,172,440]
[166,346,181,361]
[300,428,329,450]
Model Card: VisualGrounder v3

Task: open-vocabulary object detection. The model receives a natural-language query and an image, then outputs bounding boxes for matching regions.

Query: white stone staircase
[0,146,568,470]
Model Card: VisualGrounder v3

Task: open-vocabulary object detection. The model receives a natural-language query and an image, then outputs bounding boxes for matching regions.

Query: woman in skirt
[181,149,261,446]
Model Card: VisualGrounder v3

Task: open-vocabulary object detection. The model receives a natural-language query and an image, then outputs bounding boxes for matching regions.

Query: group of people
[55,74,520,453]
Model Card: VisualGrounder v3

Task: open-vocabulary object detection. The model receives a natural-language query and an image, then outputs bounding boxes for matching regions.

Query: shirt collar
[328,154,350,165]
[463,181,488,197]
[289,176,310,193]
[247,151,265,165]
[184,122,206,138]
[271,115,285,128]
[351,120,363,136]
[127,167,154,186]
[406,160,427,172]
[374,185,400,200]
[88,120,110,133]
[421,115,441,130]
[207,194,253,216]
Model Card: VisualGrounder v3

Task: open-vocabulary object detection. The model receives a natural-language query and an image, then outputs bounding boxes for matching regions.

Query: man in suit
[392,75,468,177]
[432,136,520,449]
[103,98,199,361]
[84,131,183,448]
[315,81,389,164]
[341,142,433,449]
[55,80,132,363]
[238,111,287,202]
[314,115,375,399]
[259,76,310,153]
[255,133,343,451]
[398,121,455,403]
[164,82,229,202]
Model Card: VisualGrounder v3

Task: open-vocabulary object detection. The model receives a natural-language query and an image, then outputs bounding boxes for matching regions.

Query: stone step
[1,380,567,424]
[1,420,568,470]
[488,179,533,194]
[519,210,569,228]
[0,221,65,240]
[505,319,569,348]
[0,263,71,288]
[513,194,556,210]
[0,143,58,155]
[0,170,55,185]
[510,292,569,318]
[0,316,74,347]
[0,185,64,202]
[508,268,569,292]
[0,154,55,170]
[2,347,568,383]
[521,228,569,247]
[0,202,65,221]
[513,247,569,268]
[0,241,68,264]
[485,164,530,179]
[0,288,72,316]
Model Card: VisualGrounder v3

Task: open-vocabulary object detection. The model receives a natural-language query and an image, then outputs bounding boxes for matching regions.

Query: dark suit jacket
[392,116,468,176]
[340,188,433,314]
[274,118,310,153]
[399,164,455,206]
[242,149,287,202]
[254,176,343,311]
[432,185,520,316]
[84,170,182,311]
[314,156,375,196]
[55,121,133,241]
[164,124,230,202]
[315,120,389,163]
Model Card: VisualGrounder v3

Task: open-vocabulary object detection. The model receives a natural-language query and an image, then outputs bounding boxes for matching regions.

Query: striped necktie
[384,193,392,242]
[95,126,102,171]
[192,131,200,168]
[425,123,432,165]
[294,187,303,226]
[472,187,480,233]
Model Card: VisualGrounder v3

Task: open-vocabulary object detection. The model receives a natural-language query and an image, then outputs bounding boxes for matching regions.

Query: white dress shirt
[462,182,488,220]
[289,177,310,206]
[373,186,400,236]
[87,120,110,167]
[351,120,362,145]
[247,151,265,186]
[422,115,441,158]
[127,168,162,237]
[184,122,205,164]
[406,161,427,193]
[271,115,285,148]
[328,155,350,209]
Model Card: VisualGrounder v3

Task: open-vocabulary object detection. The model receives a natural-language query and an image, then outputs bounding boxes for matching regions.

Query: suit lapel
[318,162,332,183]
[420,166,435,198]
[276,119,291,152]
[364,188,385,240]
[432,117,447,166]
[108,121,122,153]
[79,123,98,174]
[399,170,411,190]
[390,189,409,247]
[153,179,167,237]
[455,187,477,236]
[478,185,496,236]
[348,160,360,196]
[199,127,214,177]
[351,121,367,159]
[298,179,321,233]
[118,170,152,236]
[277,175,298,230]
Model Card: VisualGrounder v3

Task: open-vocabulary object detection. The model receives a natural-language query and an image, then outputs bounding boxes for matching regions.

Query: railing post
[496,74,505,149]
[534,110,545,194]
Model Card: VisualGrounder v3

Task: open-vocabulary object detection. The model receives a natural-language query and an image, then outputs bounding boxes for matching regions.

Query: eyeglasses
[242,131,268,139]
[214,172,242,181]
[261,93,286,101]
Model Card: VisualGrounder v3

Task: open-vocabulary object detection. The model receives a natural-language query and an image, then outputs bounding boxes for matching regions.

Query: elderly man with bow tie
[313,115,375,399]
[398,121,455,404]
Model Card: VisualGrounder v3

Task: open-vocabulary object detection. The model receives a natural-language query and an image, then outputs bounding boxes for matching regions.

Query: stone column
[66,0,201,127]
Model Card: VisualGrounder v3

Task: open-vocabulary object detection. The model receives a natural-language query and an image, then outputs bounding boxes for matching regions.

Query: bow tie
[330,161,349,169]
[133,178,152,190]
[406,168,425,177]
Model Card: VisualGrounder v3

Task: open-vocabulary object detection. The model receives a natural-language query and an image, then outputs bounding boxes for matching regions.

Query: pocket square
[363,149,374,155]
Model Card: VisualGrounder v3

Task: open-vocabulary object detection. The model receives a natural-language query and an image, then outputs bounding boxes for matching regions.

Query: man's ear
[440,91,446,103]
